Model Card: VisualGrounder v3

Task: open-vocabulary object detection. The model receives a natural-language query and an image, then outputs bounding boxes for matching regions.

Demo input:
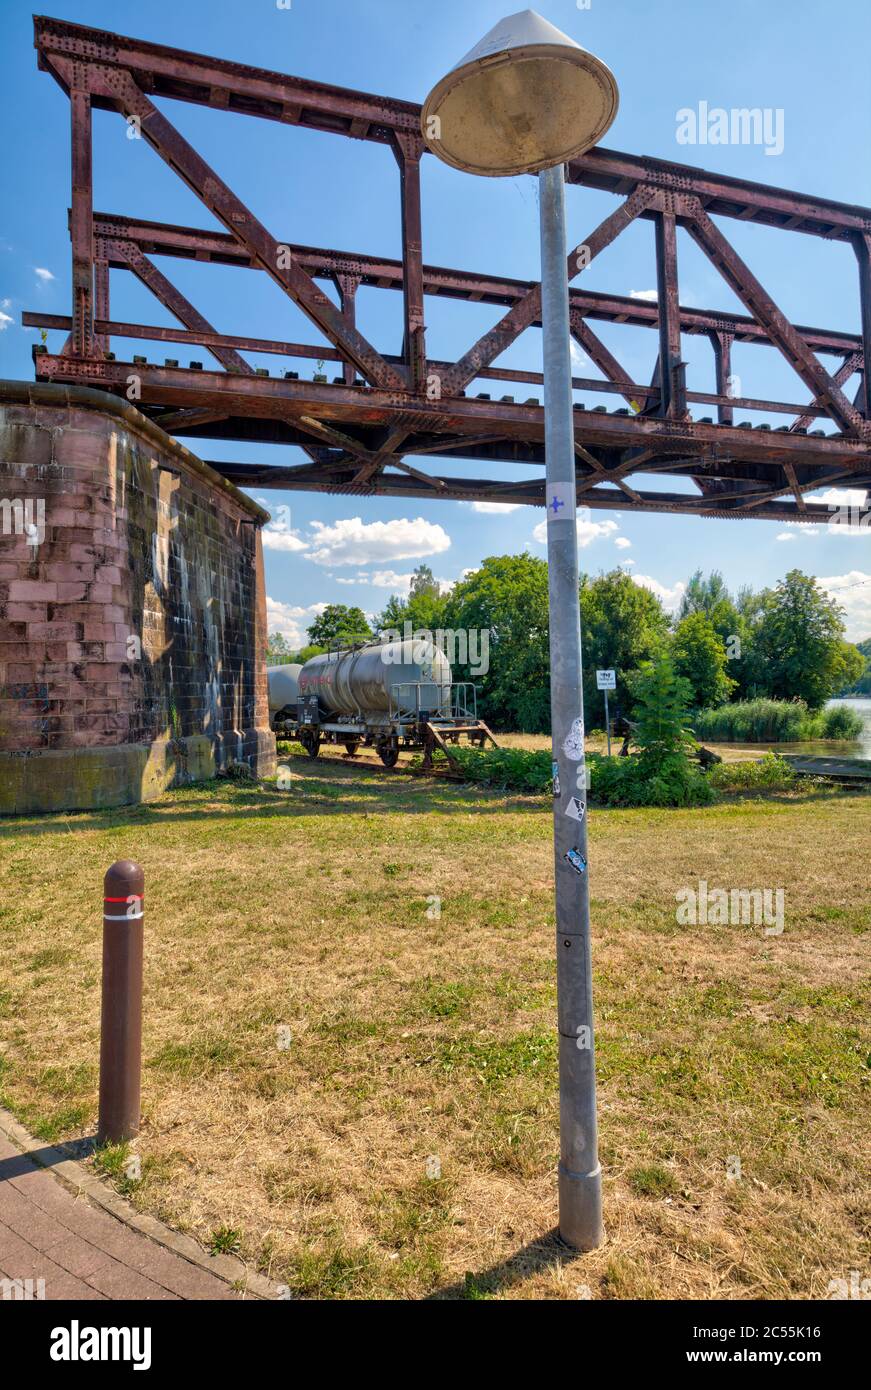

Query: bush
[693,698,864,742]
[709,752,798,792]
[439,744,714,808]
[694,698,808,742]
[217,759,255,781]
[818,704,864,739]
[440,746,556,794]
[590,750,715,808]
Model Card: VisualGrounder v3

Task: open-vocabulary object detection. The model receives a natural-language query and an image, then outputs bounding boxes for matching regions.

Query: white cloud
[632,573,687,613]
[532,516,619,548]
[777,522,819,538]
[369,570,415,591]
[817,572,871,642]
[333,568,455,594]
[34,267,54,283]
[307,515,450,567]
[0,310,12,331]
[265,597,327,647]
[810,487,867,508]
[468,500,522,513]
[630,289,658,302]
[614,536,632,549]
[261,516,308,552]
[570,339,588,370]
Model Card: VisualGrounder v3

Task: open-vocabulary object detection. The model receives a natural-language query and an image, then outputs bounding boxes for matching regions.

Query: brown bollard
[97,861,144,1146]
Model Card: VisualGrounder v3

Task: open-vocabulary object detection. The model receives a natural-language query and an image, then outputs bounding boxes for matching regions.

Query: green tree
[751,570,857,710]
[296,643,327,664]
[631,652,696,758]
[444,553,550,731]
[377,564,448,635]
[307,604,372,647]
[579,569,670,722]
[266,631,295,664]
[671,611,735,708]
[679,569,724,615]
[839,637,871,695]
[834,639,866,694]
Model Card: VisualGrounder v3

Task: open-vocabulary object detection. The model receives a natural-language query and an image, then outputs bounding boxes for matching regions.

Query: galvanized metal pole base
[540,163,604,1253]
[558,1164,604,1251]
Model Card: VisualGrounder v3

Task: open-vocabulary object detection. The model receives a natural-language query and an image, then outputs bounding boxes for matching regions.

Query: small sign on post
[596,670,616,756]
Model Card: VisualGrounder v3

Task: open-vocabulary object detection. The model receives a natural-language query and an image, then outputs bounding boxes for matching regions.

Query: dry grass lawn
[0,751,868,1299]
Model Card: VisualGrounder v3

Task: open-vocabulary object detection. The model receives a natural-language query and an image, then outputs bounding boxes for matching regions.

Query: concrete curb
[0,1106,282,1301]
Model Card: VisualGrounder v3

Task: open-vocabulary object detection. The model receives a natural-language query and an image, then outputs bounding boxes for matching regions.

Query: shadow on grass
[0,753,859,840]
[0,762,547,838]
[427,1229,582,1300]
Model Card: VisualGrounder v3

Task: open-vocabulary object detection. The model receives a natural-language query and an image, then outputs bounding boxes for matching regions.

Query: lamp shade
[420,9,619,177]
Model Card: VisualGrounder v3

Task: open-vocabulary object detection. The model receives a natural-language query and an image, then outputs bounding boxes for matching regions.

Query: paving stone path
[0,1130,246,1300]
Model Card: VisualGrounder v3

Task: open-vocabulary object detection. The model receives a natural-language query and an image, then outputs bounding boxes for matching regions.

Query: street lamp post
[422,9,619,1250]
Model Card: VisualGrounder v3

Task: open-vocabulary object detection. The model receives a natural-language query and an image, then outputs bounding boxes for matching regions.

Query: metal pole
[605,689,611,758]
[539,163,603,1251]
[97,860,144,1146]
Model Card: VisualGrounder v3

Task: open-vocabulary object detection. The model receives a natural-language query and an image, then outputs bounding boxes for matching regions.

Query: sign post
[596,669,616,756]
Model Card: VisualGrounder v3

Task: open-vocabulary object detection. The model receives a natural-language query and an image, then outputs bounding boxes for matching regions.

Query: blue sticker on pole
[552,761,560,796]
[565,847,587,875]
[545,483,574,520]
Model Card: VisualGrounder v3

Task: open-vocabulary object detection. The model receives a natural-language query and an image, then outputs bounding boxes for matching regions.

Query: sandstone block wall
[0,384,275,813]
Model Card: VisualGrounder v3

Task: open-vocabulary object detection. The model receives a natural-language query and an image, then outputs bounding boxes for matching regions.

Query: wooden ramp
[421,721,499,771]
[782,755,871,783]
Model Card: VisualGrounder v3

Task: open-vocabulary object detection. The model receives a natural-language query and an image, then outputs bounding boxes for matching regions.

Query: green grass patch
[627,1164,678,1197]
[437,1028,556,1086]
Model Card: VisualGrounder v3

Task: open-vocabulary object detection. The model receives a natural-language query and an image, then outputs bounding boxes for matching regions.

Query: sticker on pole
[596,669,616,691]
[562,717,584,761]
[565,847,587,875]
[545,483,574,520]
[564,796,586,823]
[551,761,560,796]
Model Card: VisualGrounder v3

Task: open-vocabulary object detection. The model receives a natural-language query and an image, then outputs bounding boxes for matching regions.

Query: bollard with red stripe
[97,860,144,1146]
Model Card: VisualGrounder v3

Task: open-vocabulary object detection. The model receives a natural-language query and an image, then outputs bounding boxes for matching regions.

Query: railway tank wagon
[268,636,496,767]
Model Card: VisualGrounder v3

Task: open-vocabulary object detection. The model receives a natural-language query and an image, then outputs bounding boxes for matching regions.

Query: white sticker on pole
[596,669,616,690]
[563,716,584,761]
[545,484,574,521]
[564,795,586,822]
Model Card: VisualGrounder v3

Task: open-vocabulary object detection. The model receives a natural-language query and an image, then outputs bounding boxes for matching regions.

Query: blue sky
[1,0,870,644]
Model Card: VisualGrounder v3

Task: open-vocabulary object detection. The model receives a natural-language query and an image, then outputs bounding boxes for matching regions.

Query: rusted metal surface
[28,15,871,520]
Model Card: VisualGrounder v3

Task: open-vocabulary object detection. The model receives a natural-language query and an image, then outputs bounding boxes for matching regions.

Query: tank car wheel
[300,730,320,760]
[377,740,399,768]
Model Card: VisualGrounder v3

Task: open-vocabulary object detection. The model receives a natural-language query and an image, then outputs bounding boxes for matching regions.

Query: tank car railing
[449,684,478,722]
[389,682,453,723]
[388,682,478,724]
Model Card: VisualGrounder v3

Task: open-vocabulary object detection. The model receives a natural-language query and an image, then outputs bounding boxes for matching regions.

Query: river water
[716,698,871,762]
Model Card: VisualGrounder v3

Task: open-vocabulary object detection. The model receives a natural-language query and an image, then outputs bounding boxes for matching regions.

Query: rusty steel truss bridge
[24,15,871,523]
